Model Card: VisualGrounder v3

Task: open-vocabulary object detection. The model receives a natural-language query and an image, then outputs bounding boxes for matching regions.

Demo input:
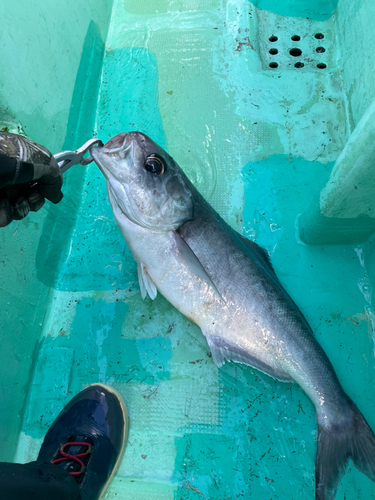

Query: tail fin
[315,400,375,500]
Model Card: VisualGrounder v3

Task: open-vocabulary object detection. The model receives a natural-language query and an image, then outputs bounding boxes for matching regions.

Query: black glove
[0,132,63,227]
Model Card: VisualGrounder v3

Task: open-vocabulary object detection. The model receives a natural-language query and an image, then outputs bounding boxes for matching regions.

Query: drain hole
[295,62,304,68]
[316,46,326,53]
[269,35,278,42]
[289,48,302,57]
[317,63,327,69]
[315,33,324,39]
[269,62,279,68]
[291,35,301,41]
[269,48,278,55]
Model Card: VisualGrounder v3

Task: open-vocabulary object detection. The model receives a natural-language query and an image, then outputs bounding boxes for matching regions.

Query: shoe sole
[87,383,129,500]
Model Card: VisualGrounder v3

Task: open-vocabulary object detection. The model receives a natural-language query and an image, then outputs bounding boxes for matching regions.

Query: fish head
[91,132,193,231]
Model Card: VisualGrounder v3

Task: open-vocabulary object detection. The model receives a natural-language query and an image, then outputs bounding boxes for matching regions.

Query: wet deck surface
[15,1,375,498]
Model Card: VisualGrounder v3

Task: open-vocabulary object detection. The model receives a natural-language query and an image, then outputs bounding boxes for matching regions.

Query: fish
[91,132,375,499]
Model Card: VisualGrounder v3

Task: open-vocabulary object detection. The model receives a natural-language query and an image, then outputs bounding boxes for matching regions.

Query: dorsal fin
[238,234,276,275]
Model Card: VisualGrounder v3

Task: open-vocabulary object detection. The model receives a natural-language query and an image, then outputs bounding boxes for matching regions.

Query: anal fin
[205,334,291,382]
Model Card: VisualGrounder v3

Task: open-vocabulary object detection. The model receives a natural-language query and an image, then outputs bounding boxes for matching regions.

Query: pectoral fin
[137,263,157,300]
[173,231,224,301]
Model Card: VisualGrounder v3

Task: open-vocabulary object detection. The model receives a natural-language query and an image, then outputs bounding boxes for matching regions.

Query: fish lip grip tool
[54,138,104,173]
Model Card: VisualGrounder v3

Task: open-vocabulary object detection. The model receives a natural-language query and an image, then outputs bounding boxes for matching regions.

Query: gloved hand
[0,132,63,227]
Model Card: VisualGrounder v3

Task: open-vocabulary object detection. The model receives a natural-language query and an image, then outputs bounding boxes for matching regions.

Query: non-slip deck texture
[14,0,375,499]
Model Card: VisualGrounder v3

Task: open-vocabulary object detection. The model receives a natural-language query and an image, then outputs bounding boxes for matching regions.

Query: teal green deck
[1,0,375,498]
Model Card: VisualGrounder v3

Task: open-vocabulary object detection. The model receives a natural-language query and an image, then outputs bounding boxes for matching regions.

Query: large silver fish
[91,132,375,499]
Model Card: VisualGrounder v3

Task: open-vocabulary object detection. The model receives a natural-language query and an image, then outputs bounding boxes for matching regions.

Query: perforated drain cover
[267,33,328,70]
[255,11,333,71]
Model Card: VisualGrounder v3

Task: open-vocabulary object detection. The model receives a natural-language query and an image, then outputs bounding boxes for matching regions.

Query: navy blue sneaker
[37,384,128,500]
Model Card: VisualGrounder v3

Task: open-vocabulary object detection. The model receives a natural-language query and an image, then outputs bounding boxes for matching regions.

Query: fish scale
[91,132,375,500]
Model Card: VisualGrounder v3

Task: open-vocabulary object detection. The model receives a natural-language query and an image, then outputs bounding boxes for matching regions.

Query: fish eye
[144,154,165,175]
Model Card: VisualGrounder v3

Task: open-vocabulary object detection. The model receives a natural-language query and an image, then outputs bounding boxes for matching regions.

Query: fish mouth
[101,133,132,157]
[90,146,111,179]
[90,133,133,179]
